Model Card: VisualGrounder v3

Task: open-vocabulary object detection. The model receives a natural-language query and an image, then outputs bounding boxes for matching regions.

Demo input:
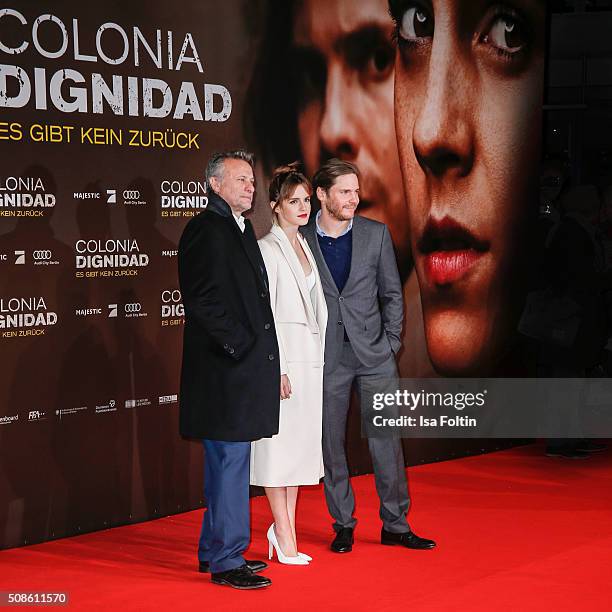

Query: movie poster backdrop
[0,1,541,549]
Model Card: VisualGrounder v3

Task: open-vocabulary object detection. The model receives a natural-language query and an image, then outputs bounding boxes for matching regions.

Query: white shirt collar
[233,213,245,233]
[315,210,353,238]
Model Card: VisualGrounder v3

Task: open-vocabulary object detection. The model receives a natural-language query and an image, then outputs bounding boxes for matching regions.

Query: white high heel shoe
[267,524,309,565]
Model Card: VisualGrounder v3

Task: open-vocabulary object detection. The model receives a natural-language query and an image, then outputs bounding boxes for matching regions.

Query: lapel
[243,219,269,291]
[270,224,316,325]
[341,215,367,295]
[301,234,328,340]
[206,192,268,291]
[300,221,339,297]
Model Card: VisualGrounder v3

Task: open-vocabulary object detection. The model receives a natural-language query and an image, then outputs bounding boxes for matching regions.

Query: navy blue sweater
[317,230,352,293]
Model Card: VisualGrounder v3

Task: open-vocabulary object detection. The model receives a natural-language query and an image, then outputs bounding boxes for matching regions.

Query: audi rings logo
[123,301,148,318]
[124,303,142,314]
[33,250,52,261]
[161,290,182,303]
[31,249,59,267]
[123,190,140,200]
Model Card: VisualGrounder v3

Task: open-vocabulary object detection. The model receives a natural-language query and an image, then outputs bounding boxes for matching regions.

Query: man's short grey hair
[206,150,255,191]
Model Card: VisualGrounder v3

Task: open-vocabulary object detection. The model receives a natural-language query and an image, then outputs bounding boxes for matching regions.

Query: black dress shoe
[211,564,272,590]
[200,559,268,574]
[381,528,436,550]
[331,527,354,553]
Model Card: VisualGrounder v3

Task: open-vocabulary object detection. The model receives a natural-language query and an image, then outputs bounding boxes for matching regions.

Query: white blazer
[258,223,328,375]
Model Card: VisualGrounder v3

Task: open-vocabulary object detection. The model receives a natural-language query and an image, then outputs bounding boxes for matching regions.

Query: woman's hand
[280,374,292,400]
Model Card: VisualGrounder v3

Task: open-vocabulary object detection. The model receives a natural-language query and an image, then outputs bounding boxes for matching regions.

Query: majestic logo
[75,307,102,317]
[0,177,56,208]
[74,191,101,200]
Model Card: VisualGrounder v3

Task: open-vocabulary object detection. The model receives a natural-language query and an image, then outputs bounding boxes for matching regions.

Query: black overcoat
[178,192,280,441]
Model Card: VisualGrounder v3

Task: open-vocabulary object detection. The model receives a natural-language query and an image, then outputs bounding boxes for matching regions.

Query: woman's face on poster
[390,0,546,374]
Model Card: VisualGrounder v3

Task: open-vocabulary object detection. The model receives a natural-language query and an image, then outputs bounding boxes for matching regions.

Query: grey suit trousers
[323,341,410,533]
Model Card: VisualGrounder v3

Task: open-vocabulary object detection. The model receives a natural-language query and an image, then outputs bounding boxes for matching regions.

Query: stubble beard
[324,200,353,222]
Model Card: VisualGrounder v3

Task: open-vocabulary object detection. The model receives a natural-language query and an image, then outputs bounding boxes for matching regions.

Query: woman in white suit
[251,164,327,565]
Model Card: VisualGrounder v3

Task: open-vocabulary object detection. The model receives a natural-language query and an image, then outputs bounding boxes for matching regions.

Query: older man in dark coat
[178,150,280,589]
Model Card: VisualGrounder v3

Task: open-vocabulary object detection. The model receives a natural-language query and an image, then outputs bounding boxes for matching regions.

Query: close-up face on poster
[250,0,546,377]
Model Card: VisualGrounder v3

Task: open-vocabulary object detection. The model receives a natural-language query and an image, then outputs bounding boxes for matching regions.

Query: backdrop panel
[0,0,543,550]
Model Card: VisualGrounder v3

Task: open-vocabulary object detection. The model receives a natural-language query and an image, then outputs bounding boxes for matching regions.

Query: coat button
[339,296,344,302]
[260,291,267,298]
[337,321,343,325]
[228,347,235,355]
[268,354,275,360]
[223,343,229,349]
[264,323,271,330]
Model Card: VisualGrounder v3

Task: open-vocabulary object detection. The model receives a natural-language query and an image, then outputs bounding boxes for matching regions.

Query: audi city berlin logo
[123,190,140,200]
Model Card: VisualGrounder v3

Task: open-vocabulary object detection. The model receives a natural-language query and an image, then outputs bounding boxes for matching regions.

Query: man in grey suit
[301,159,435,553]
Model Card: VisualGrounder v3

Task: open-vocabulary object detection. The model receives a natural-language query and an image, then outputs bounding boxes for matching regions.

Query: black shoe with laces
[381,528,436,550]
[211,564,272,590]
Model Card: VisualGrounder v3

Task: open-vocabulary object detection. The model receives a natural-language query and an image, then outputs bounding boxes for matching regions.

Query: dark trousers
[198,439,250,573]
[323,342,411,533]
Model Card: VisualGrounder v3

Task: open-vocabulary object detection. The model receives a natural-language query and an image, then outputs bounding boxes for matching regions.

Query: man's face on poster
[292,0,410,273]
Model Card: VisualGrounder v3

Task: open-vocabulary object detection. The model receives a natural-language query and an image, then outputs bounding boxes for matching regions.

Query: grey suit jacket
[301,215,403,373]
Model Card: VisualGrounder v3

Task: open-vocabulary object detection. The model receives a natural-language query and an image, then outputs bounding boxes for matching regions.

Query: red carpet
[2,445,611,611]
